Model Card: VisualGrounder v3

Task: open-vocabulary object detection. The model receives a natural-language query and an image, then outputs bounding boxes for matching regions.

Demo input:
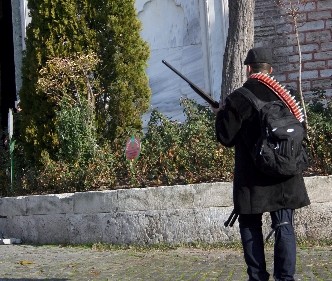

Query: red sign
[125,136,141,160]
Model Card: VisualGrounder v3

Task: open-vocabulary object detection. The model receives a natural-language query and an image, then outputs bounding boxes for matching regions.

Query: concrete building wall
[135,0,229,124]
[0,176,331,245]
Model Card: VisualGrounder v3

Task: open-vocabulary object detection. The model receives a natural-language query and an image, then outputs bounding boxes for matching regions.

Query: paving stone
[0,244,331,280]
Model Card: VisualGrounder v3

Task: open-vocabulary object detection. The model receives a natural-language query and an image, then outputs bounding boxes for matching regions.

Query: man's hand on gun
[210,101,224,115]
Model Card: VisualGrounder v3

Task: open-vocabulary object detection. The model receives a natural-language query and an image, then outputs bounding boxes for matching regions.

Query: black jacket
[215,78,310,214]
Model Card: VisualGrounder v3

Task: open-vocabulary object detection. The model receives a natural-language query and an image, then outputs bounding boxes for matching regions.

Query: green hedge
[1,91,331,196]
[306,90,332,175]
[1,53,331,196]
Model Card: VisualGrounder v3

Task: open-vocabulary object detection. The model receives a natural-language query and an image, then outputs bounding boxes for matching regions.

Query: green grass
[297,239,332,249]
[32,238,332,252]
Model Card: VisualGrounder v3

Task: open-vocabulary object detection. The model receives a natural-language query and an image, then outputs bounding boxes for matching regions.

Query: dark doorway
[0,0,17,131]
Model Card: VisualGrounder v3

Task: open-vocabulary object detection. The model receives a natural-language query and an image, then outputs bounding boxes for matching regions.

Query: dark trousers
[238,209,296,281]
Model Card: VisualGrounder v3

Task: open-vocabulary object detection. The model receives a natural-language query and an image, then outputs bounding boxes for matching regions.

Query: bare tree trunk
[221,0,255,101]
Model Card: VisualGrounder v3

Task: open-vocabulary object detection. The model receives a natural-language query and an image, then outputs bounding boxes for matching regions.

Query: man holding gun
[212,47,310,281]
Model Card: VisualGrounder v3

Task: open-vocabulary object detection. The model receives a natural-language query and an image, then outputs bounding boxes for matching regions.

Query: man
[213,47,310,281]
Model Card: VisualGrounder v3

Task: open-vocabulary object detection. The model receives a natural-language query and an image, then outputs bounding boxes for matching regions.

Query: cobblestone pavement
[0,244,331,281]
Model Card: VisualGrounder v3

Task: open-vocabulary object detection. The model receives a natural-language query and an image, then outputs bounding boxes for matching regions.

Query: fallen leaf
[19,260,34,265]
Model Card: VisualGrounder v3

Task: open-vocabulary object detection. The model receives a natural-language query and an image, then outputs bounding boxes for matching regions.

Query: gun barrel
[162,60,219,108]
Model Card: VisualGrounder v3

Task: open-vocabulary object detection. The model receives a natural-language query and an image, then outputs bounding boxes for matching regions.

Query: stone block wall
[255,0,332,98]
[0,176,331,245]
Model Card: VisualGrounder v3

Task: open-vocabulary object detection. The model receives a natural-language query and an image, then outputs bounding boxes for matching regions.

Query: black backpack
[238,87,309,177]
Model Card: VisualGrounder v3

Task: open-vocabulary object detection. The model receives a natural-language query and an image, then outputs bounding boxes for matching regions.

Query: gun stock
[162,60,219,108]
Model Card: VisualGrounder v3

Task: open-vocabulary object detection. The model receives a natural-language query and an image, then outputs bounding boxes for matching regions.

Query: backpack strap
[236,87,266,111]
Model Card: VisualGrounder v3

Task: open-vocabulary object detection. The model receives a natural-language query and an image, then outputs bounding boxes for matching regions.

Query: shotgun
[162,60,219,108]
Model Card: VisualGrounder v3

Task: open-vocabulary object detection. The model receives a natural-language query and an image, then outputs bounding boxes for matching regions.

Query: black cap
[244,47,273,65]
